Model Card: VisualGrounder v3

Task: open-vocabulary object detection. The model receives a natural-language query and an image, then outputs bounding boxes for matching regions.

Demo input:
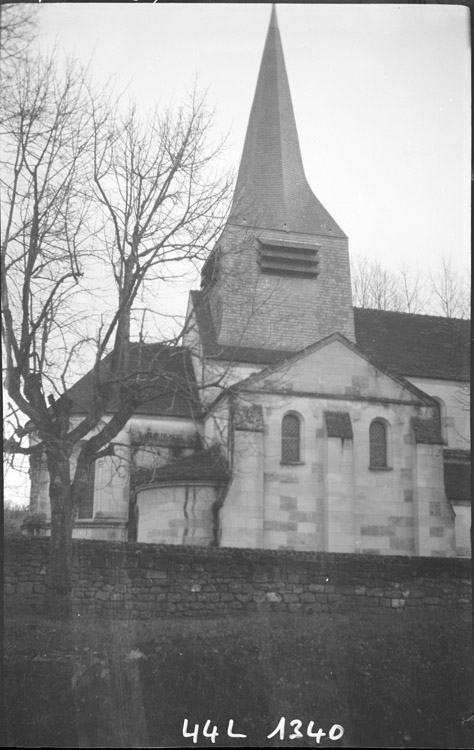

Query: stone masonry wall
[4,538,470,619]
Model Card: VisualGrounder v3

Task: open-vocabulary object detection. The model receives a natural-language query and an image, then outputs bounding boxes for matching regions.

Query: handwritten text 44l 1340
[182,718,344,744]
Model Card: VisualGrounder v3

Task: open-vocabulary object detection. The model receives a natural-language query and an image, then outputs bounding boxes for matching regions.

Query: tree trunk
[46,454,74,620]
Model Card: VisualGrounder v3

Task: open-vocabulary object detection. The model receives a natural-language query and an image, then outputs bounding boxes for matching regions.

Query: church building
[28,6,470,557]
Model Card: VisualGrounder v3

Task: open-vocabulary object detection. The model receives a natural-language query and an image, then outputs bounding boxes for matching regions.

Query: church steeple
[191,5,355,353]
[230,4,345,238]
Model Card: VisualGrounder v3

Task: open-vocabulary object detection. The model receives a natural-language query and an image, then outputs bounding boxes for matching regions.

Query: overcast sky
[36,2,470,275]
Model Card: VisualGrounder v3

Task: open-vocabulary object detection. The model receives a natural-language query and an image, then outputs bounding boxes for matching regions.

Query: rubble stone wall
[4,537,470,619]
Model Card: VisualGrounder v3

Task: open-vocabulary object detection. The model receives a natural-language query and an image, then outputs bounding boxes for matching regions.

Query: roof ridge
[354,307,469,381]
[353,306,470,324]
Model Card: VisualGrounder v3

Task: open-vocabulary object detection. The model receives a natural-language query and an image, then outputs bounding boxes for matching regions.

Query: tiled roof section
[444,453,471,503]
[411,416,443,445]
[135,445,231,486]
[190,290,293,365]
[229,5,345,238]
[354,308,470,381]
[324,411,353,439]
[66,343,201,418]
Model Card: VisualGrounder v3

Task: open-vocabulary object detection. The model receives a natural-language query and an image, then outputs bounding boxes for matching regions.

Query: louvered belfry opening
[258,238,320,278]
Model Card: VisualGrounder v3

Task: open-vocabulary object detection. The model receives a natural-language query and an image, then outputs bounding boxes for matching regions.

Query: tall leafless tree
[1,28,231,613]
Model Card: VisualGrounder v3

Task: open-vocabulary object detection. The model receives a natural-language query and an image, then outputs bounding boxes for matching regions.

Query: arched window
[369,419,387,469]
[281,413,301,464]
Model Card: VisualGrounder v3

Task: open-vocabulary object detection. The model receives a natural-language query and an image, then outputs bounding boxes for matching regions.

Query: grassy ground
[3,608,474,748]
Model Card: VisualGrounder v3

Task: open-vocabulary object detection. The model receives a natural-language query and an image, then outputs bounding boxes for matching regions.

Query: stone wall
[4,537,470,619]
[220,362,457,556]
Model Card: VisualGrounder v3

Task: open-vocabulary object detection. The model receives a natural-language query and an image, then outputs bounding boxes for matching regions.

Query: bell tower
[198,5,355,352]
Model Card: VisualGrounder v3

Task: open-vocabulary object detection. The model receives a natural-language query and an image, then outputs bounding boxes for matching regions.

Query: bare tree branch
[430,256,470,319]
[352,254,470,319]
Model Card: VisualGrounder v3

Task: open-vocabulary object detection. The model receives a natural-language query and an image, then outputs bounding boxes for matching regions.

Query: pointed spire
[230,5,345,237]
[269,2,278,29]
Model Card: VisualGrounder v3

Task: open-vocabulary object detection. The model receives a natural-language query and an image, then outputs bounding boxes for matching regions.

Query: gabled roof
[354,308,470,381]
[67,343,201,419]
[229,5,345,238]
[231,330,437,406]
[190,291,470,383]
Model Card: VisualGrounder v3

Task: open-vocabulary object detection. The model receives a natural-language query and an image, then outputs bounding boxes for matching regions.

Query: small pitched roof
[354,308,470,381]
[229,5,345,238]
[66,343,201,419]
[135,445,230,487]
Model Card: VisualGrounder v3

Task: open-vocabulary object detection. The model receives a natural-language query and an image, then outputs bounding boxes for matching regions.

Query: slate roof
[134,445,231,486]
[190,290,293,365]
[66,307,469,421]
[354,308,470,381]
[67,343,201,418]
[229,5,345,238]
[190,292,470,383]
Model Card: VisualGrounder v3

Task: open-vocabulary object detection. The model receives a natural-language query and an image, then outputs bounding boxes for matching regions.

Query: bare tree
[430,256,470,319]
[91,91,230,346]
[2,50,99,612]
[1,40,231,614]
[351,255,402,311]
[352,253,470,319]
[0,2,38,75]
[397,261,428,314]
